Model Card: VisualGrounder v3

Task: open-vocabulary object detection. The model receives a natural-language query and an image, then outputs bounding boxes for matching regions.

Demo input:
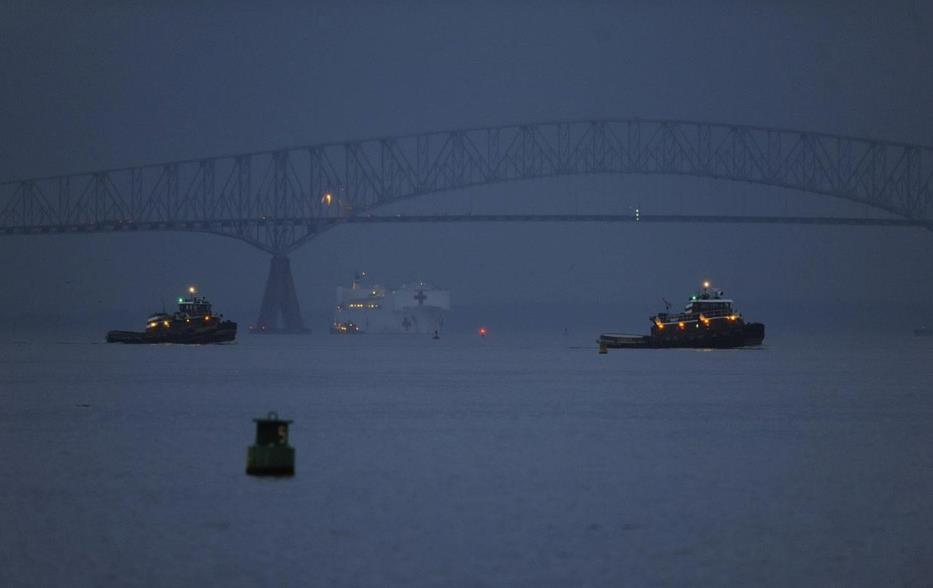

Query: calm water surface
[1,330,931,586]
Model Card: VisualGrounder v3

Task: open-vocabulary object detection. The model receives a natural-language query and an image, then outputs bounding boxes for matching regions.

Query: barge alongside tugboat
[599,282,764,351]
[106,287,237,344]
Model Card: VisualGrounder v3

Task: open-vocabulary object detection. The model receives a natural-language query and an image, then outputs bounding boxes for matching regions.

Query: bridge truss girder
[2,119,932,254]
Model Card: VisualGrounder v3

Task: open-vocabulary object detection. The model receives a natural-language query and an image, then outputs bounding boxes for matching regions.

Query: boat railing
[662,307,739,323]
[702,308,736,318]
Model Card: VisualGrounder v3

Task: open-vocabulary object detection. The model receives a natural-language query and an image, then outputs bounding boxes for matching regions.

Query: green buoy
[246,411,295,476]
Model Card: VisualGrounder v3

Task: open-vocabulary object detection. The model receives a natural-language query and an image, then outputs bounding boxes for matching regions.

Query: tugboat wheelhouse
[652,284,740,331]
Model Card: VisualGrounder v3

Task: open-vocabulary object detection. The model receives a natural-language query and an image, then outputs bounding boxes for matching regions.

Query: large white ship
[331,273,450,334]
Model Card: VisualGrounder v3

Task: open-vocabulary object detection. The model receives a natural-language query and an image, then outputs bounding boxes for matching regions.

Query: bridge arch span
[2,119,931,254]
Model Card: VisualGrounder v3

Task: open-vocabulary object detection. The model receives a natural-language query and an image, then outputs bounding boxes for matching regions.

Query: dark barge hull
[600,323,764,350]
[106,322,237,344]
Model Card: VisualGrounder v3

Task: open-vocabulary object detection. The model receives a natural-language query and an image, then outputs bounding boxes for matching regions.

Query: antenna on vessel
[662,297,671,311]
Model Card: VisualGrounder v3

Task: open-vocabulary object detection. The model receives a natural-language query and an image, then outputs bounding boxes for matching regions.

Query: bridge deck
[1,213,929,236]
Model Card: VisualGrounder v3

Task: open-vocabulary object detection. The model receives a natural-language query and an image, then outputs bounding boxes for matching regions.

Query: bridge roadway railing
[2,119,932,253]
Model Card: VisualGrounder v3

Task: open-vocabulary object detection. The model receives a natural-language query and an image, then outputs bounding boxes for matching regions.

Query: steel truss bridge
[2,118,932,331]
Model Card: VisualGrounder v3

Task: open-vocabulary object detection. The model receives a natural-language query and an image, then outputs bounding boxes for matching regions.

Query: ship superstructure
[651,282,743,335]
[331,273,450,334]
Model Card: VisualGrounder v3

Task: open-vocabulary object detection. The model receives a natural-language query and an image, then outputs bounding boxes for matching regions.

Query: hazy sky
[1,0,931,330]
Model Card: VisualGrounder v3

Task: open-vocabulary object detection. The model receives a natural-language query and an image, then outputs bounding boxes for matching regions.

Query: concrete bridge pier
[253,255,308,333]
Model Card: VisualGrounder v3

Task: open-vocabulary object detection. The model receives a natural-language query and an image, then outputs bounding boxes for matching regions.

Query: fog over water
[2,1,933,586]
[1,1,932,327]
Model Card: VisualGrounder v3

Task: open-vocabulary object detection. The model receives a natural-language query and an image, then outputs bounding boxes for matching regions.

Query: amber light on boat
[678,322,685,329]
[162,321,170,327]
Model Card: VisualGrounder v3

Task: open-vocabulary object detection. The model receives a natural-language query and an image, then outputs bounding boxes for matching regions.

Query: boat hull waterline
[599,322,764,349]
[107,322,237,344]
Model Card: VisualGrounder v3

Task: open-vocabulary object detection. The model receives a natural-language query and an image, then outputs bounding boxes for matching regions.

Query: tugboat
[330,320,361,334]
[106,286,237,344]
[598,281,764,350]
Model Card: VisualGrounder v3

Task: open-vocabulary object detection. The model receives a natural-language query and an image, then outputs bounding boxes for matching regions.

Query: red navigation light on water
[479,327,488,337]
